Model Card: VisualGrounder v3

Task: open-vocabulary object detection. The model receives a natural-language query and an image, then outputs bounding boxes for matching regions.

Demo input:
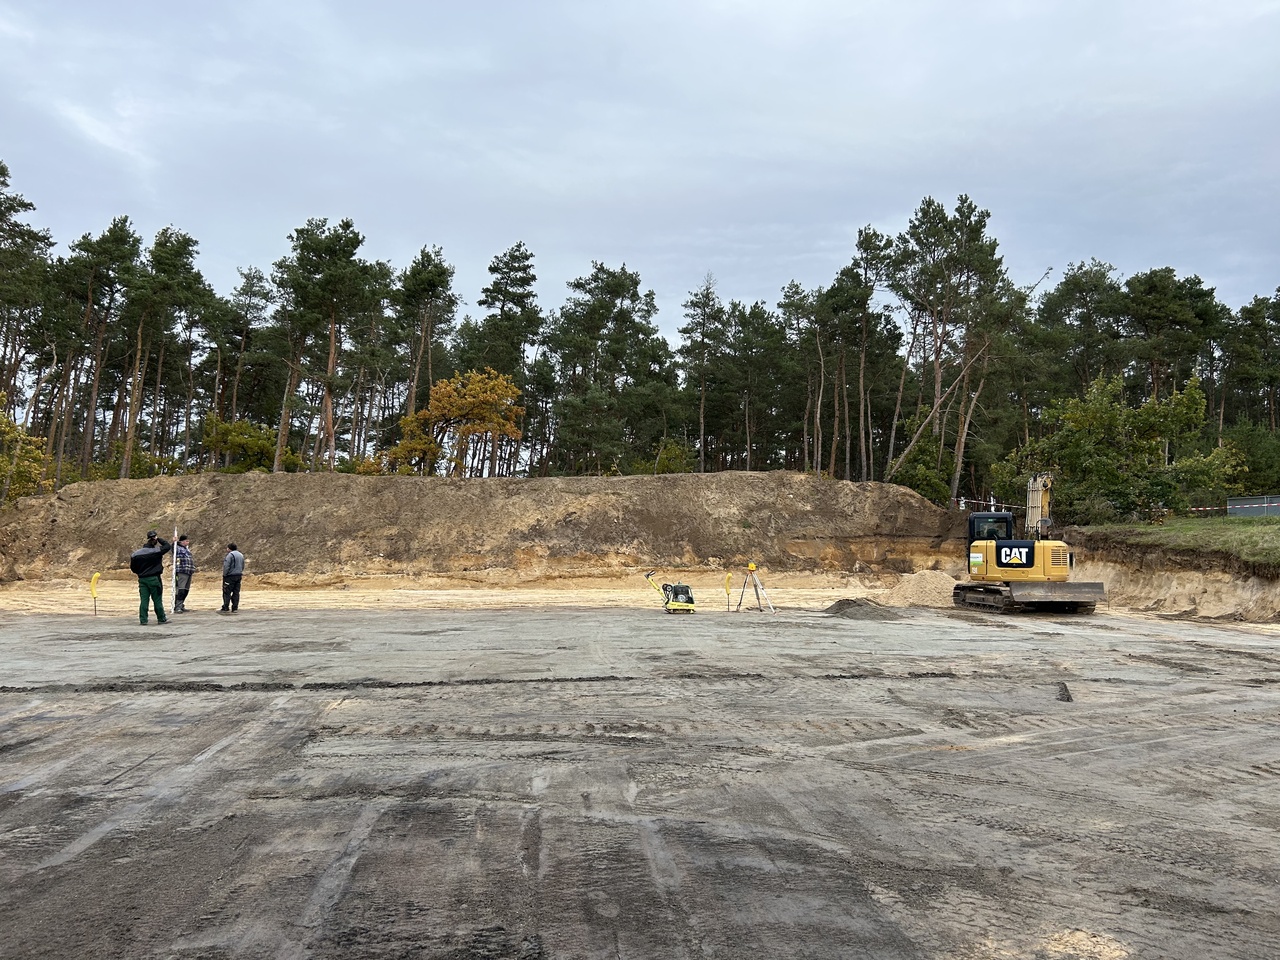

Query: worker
[130,530,172,625]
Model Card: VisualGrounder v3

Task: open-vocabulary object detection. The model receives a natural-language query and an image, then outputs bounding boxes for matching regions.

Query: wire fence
[953,497,1280,517]
[952,498,1025,513]
[1223,496,1280,517]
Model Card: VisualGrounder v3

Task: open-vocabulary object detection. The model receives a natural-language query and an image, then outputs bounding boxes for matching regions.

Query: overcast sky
[2,0,1277,339]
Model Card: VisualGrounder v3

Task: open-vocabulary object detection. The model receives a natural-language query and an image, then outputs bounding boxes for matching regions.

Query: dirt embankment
[1070,529,1280,621]
[2,471,1278,620]
[0,472,963,585]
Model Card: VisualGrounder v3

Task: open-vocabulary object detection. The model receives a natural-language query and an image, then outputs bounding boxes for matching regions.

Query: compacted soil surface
[2,474,1279,958]
[1,595,1279,959]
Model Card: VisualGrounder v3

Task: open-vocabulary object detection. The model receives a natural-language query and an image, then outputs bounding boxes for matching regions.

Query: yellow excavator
[952,474,1107,613]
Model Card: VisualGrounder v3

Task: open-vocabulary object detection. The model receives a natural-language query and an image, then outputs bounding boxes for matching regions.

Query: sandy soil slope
[0,472,962,584]
[5,470,1280,619]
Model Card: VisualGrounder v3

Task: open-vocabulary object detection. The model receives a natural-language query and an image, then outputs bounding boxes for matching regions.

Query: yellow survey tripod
[735,562,775,613]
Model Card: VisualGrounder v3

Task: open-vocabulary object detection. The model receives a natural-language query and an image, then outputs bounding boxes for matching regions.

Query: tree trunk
[323,308,339,470]
[884,349,983,483]
[119,321,148,479]
[950,373,985,501]
[698,370,706,474]
[272,361,300,472]
[150,341,165,463]
[408,307,427,417]
[801,375,813,473]
[41,360,73,478]
[231,325,250,422]
[812,328,825,472]
[864,391,874,481]
[79,316,109,478]
[857,323,868,481]
[3,356,56,502]
[54,362,82,488]
[828,354,841,477]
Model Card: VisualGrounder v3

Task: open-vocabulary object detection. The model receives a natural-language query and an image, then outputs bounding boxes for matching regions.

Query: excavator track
[953,583,1097,614]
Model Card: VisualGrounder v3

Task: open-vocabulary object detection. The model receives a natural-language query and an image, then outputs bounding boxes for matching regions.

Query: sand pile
[878,569,958,608]
[822,597,904,620]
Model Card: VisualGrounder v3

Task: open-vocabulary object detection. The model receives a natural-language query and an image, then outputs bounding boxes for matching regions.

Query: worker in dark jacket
[130,530,172,625]
[220,543,245,613]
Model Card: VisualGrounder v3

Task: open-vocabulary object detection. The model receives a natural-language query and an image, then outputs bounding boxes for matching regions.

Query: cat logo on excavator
[953,474,1107,613]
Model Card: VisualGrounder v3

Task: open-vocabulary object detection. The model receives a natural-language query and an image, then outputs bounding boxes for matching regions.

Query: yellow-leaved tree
[388,369,523,477]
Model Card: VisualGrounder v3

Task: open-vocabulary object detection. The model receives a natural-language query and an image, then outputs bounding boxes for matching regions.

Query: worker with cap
[173,533,195,613]
[129,530,172,625]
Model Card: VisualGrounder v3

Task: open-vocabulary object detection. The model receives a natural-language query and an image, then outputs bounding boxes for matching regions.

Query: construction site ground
[1,574,1279,960]
[1,474,1279,958]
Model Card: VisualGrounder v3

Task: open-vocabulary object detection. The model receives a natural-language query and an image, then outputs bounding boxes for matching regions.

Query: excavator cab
[968,512,1014,544]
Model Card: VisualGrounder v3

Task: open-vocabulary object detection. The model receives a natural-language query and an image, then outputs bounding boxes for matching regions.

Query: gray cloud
[2,0,1276,338]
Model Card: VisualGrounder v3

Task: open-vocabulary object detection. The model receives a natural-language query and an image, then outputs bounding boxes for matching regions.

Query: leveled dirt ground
[1,474,1279,959]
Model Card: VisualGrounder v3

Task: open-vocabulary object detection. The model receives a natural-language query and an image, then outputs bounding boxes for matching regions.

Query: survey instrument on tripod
[735,562,775,613]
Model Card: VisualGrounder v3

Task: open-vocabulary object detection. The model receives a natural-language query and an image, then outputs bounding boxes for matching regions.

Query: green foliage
[94,441,183,480]
[271,216,391,470]
[204,416,284,473]
[997,375,1244,523]
[0,396,48,502]
[388,407,443,475]
[1172,447,1246,511]
[888,425,954,505]
[552,383,625,476]
[472,241,541,380]
[1118,268,1226,403]
[4,153,1280,500]
[543,262,677,474]
[1032,260,1124,397]
[628,437,694,475]
[397,245,459,416]
[0,160,53,331]
[653,437,694,474]
[1221,422,1280,495]
[678,274,728,473]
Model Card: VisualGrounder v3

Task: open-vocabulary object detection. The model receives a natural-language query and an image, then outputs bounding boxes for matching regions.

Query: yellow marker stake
[90,571,101,615]
[724,573,732,611]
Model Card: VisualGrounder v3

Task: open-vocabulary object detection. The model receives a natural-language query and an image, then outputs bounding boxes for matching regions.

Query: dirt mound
[0,472,967,585]
[822,597,904,620]
[879,569,960,607]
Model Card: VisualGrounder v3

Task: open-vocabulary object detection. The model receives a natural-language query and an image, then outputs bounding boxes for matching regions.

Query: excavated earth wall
[0,471,1276,620]
[0,472,963,584]
[1073,534,1280,621]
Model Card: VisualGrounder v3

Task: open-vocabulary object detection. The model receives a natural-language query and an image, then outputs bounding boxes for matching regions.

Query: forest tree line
[2,159,1278,523]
